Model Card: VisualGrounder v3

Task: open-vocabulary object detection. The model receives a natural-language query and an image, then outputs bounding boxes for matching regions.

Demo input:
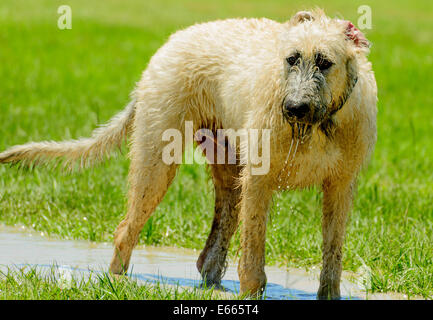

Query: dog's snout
[284,101,310,119]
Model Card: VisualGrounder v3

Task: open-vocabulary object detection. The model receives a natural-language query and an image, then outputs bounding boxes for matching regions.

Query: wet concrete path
[0,225,408,300]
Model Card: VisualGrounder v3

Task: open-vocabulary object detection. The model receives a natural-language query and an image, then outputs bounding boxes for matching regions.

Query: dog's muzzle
[283,100,310,119]
[282,99,327,125]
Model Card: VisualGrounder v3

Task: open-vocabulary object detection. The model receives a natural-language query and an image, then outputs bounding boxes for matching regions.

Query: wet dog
[0,10,377,299]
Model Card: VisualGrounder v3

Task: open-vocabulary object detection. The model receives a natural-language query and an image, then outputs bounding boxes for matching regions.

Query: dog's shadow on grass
[128,272,360,300]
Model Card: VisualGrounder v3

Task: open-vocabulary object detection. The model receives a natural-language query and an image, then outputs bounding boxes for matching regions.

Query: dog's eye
[315,54,333,71]
[286,53,300,66]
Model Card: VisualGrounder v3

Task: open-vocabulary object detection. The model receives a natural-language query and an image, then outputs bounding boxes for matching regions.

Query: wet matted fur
[0,10,377,299]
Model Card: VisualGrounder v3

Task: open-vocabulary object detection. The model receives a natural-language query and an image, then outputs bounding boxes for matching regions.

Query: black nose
[284,101,310,119]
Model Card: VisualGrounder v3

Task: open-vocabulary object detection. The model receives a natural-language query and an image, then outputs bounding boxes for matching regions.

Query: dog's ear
[343,21,370,48]
[289,11,314,25]
[328,21,367,115]
[331,57,358,115]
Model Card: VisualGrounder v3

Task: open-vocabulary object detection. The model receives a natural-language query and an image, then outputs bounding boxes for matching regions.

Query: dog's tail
[0,99,136,171]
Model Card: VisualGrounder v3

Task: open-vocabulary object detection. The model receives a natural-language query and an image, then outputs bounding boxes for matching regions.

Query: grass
[0,0,432,299]
[0,266,233,300]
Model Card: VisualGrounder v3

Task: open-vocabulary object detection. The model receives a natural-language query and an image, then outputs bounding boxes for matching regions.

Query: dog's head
[280,10,370,134]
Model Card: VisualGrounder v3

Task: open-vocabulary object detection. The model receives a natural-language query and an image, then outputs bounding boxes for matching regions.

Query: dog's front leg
[317,177,355,300]
[238,174,273,297]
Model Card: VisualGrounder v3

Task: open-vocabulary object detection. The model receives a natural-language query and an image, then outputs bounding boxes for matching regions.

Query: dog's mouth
[288,121,313,141]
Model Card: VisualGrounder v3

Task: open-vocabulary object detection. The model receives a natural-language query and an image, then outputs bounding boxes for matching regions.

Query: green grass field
[0,266,235,300]
[0,0,432,299]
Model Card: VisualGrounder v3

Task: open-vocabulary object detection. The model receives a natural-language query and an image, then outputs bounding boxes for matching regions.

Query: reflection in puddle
[0,225,406,300]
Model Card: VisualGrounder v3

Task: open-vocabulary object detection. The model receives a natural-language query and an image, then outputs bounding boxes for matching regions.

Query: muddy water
[0,225,410,300]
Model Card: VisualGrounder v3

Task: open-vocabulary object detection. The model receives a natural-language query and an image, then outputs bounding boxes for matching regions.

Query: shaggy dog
[0,10,377,299]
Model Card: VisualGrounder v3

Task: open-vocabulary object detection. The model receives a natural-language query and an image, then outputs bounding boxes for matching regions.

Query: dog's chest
[276,141,342,190]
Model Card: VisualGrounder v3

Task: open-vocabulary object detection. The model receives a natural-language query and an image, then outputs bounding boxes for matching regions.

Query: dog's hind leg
[196,160,241,287]
[109,101,181,275]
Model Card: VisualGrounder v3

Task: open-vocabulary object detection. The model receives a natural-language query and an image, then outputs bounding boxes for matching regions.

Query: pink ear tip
[344,20,370,48]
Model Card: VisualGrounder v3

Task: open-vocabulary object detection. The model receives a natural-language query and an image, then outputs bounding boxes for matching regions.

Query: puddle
[0,225,411,300]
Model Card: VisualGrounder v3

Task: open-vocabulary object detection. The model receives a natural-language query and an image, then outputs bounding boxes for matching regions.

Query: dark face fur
[280,13,369,137]
[282,51,335,125]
